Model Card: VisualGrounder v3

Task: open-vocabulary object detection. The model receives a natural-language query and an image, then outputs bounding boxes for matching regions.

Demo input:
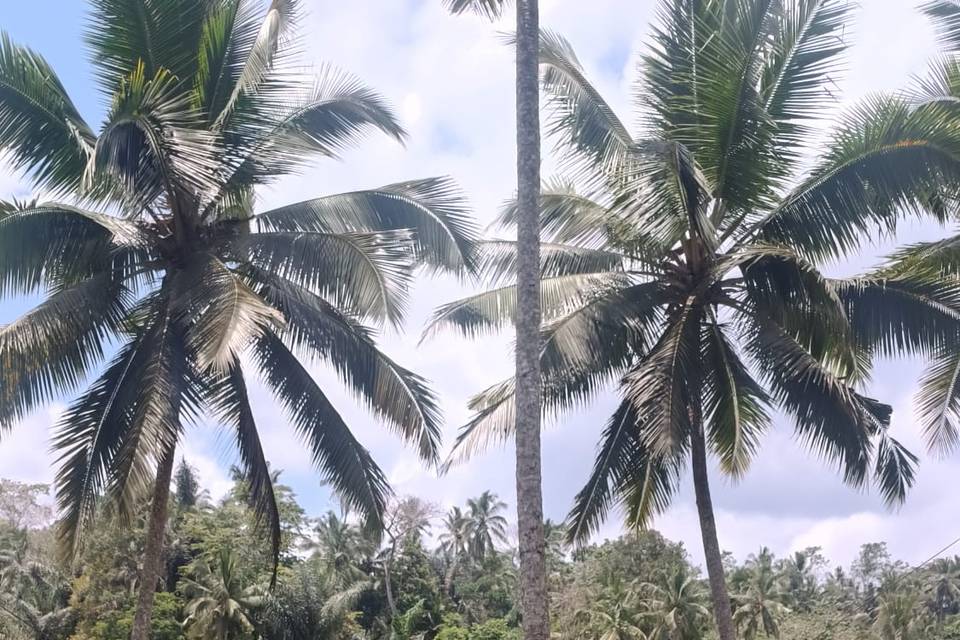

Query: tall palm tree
[923,557,960,624]
[312,511,369,584]
[464,491,509,562]
[183,548,264,640]
[428,2,960,638]
[733,556,790,640]
[0,1,476,637]
[438,506,469,592]
[642,570,709,640]
[443,2,549,639]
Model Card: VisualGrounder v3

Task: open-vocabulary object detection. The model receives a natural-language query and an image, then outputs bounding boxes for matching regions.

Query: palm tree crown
[464,491,509,561]
[0,0,477,562]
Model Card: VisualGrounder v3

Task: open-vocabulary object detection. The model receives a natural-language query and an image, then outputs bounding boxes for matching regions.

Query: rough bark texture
[130,445,176,640]
[690,415,736,640]
[514,2,550,640]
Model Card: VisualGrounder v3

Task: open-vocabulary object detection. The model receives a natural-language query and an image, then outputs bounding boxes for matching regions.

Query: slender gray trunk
[690,411,736,640]
[130,444,176,640]
[514,2,549,640]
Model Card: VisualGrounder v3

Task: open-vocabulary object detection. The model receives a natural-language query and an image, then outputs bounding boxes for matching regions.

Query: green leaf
[0,33,96,195]
[254,178,478,274]
[252,331,391,529]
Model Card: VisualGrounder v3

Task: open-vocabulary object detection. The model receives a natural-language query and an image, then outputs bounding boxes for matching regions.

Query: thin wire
[896,534,960,585]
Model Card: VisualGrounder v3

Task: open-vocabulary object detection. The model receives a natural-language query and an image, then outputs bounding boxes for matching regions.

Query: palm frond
[249,268,442,465]
[0,33,96,195]
[214,0,300,127]
[252,331,391,529]
[872,431,918,507]
[92,63,221,205]
[0,203,148,296]
[923,0,960,52]
[495,181,615,249]
[917,348,960,456]
[232,229,414,326]
[566,399,683,545]
[538,31,634,188]
[761,0,850,155]
[254,177,478,274]
[747,96,960,262]
[702,321,771,478]
[219,65,406,191]
[834,275,960,358]
[86,0,209,91]
[744,313,887,490]
[423,271,634,340]
[443,280,670,466]
[53,299,186,556]
[443,0,509,19]
[205,358,282,581]
[0,272,131,434]
[172,255,282,372]
[475,239,626,286]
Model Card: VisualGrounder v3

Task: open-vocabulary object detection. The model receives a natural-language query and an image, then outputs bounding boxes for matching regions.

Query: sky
[1,0,958,573]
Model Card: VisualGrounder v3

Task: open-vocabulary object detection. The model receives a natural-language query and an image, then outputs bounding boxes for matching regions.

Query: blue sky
[2,0,959,571]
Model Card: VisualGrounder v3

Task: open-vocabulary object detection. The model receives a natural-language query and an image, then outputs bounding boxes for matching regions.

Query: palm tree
[311,511,369,584]
[872,591,929,640]
[183,548,264,640]
[464,491,509,562]
[443,2,549,639]
[0,2,476,637]
[575,572,647,640]
[923,557,960,624]
[733,557,790,640]
[642,570,709,640]
[428,3,960,638]
[438,506,469,592]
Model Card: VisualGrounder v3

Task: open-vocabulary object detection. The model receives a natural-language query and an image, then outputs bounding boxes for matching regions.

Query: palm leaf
[249,268,442,465]
[232,229,414,326]
[923,0,960,52]
[443,0,509,19]
[0,33,96,195]
[872,431,918,507]
[917,348,960,456]
[0,272,131,433]
[254,178,478,274]
[251,331,391,529]
[205,358,282,580]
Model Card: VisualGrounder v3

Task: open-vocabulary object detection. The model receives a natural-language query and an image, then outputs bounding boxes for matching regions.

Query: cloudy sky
[2,0,957,572]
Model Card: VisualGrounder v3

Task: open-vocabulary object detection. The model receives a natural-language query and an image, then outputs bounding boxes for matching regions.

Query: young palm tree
[575,572,647,640]
[0,1,476,637]
[183,548,264,640]
[464,491,509,562]
[733,557,790,640]
[642,570,709,640]
[429,2,960,638]
[443,2,550,639]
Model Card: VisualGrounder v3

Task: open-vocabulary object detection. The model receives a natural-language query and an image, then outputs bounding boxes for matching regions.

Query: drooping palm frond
[249,268,443,465]
[702,321,771,478]
[917,348,960,456]
[0,272,131,434]
[252,331,391,529]
[0,203,147,296]
[0,33,96,195]
[205,358,282,581]
[744,313,892,490]
[567,399,683,544]
[172,255,282,372]
[52,298,186,555]
[873,431,919,507]
[254,178,477,273]
[477,239,626,285]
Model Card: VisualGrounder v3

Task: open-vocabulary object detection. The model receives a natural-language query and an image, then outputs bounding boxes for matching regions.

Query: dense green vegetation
[3,475,960,640]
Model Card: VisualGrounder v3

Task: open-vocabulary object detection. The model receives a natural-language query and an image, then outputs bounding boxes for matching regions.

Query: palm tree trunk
[130,444,176,640]
[513,2,549,640]
[689,410,736,640]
